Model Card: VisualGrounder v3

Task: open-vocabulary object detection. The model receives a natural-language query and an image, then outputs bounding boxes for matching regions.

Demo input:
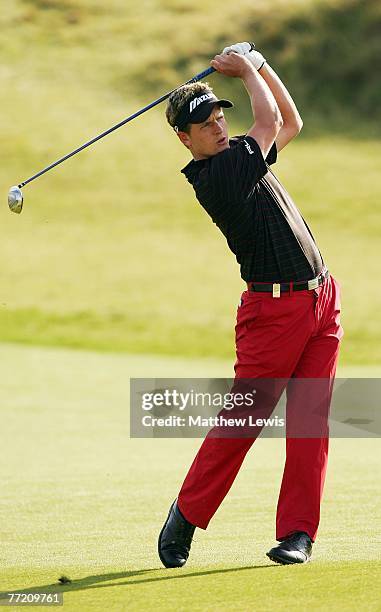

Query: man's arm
[258,63,303,152]
[221,42,303,152]
[211,53,283,158]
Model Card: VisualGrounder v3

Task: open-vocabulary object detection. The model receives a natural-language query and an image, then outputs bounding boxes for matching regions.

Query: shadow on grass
[0,564,277,598]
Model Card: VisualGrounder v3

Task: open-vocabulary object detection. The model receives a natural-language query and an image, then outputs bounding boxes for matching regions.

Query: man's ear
[177,130,191,149]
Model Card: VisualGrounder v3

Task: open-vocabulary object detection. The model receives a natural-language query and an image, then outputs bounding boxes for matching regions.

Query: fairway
[1,343,380,611]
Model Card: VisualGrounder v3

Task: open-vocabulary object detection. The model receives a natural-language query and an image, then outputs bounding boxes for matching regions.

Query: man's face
[179,105,229,160]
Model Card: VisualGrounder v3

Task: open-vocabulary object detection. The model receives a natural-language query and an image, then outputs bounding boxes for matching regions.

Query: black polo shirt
[181,135,324,282]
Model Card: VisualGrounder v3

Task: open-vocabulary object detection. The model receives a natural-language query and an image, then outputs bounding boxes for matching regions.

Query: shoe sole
[266,552,310,565]
[158,500,186,569]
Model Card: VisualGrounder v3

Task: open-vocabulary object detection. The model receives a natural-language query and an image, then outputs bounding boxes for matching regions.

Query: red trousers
[178,273,343,542]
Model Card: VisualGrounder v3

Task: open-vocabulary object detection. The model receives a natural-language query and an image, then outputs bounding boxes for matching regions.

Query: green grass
[3,0,380,127]
[0,343,380,611]
[1,120,380,362]
[1,4,379,610]
[1,0,380,364]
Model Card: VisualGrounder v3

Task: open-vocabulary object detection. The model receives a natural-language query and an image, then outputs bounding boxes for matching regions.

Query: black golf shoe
[266,531,313,565]
[158,500,196,568]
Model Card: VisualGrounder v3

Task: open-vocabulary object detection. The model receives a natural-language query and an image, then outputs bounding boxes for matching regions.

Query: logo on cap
[189,93,214,113]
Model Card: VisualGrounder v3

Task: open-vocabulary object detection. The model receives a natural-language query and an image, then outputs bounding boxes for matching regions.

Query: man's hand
[211,53,254,78]
[222,42,266,71]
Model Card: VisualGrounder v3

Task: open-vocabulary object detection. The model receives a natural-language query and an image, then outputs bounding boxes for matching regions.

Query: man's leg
[178,436,255,528]
[274,276,343,556]
[159,280,336,567]
[178,289,318,529]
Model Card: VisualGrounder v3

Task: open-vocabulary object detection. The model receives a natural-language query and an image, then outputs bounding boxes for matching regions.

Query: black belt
[247,268,329,296]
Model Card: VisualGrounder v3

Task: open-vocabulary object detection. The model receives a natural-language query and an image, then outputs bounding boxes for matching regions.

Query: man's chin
[194,140,230,160]
[215,138,229,152]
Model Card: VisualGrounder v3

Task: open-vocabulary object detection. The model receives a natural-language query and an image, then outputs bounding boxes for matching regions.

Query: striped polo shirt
[181,136,324,282]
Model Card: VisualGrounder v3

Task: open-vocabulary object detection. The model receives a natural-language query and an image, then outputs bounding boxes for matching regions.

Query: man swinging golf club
[159,42,343,566]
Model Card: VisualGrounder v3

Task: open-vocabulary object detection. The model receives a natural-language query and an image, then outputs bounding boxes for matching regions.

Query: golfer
[158,43,343,566]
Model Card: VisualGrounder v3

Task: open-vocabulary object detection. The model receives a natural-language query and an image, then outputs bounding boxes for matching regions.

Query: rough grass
[3,0,380,130]
[0,0,380,364]
[1,99,380,362]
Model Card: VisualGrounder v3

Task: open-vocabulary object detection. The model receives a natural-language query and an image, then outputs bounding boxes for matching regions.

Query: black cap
[174,92,233,132]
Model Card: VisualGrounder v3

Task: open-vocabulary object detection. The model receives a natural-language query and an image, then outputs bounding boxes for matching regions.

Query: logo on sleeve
[243,139,254,155]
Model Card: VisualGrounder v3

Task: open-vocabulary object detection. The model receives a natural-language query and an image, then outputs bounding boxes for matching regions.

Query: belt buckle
[308,277,319,290]
[272,283,281,298]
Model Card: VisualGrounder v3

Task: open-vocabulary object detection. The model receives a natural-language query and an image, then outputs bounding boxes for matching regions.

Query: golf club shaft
[18,66,216,189]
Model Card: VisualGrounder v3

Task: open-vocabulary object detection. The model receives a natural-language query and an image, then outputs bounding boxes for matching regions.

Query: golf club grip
[18,66,217,189]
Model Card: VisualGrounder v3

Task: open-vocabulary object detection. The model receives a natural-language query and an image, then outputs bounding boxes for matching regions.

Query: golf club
[8,65,216,214]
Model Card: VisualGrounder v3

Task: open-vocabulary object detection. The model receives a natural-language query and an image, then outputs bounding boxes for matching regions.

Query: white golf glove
[222,41,266,71]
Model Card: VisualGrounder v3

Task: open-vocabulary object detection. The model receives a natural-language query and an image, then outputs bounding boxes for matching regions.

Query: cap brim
[189,99,233,125]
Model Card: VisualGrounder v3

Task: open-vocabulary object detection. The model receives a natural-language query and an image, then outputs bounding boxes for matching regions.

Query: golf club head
[8,186,23,214]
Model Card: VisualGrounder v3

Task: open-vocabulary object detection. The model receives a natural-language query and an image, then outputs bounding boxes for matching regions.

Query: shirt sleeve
[265,141,277,166]
[209,136,268,204]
